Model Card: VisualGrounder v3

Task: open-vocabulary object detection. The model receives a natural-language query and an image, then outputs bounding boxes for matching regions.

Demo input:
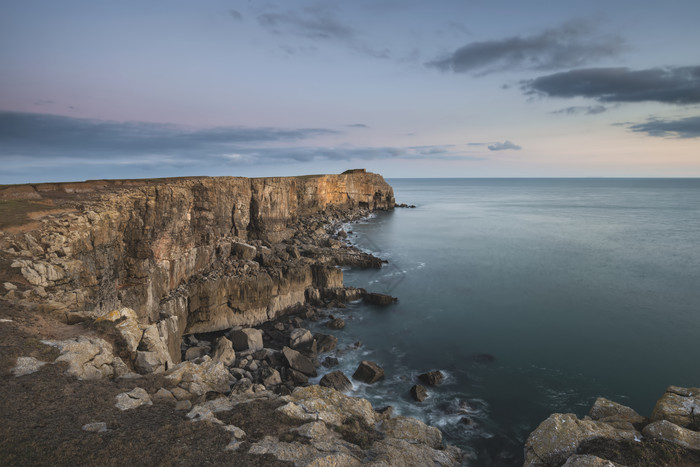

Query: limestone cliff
[0,172,394,366]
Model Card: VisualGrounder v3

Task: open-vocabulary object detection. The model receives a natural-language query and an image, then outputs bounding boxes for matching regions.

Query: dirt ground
[0,301,295,467]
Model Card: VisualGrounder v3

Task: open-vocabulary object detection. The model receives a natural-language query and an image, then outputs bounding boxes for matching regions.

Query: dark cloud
[488,141,521,151]
[524,66,700,104]
[229,9,243,21]
[347,123,369,128]
[427,21,623,75]
[0,110,337,160]
[627,115,700,138]
[552,105,607,115]
[257,9,353,40]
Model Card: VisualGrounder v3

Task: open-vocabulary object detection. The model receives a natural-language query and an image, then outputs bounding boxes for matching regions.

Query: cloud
[427,20,623,75]
[257,8,353,40]
[487,141,521,151]
[347,123,369,128]
[229,9,243,21]
[627,115,700,138]
[552,105,607,115]
[524,66,700,104]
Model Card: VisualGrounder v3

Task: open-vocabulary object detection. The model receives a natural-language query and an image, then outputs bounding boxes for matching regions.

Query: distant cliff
[0,172,394,365]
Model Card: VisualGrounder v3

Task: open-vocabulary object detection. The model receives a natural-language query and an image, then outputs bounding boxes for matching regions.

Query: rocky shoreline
[0,172,463,465]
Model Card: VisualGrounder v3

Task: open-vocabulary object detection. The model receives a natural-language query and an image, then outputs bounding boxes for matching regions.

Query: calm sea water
[309,178,700,465]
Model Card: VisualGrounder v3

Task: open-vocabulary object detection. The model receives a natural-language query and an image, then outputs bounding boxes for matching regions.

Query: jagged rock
[418,370,444,386]
[314,333,338,354]
[363,292,397,305]
[289,328,313,349]
[326,317,345,329]
[12,356,47,376]
[260,367,282,387]
[650,386,700,428]
[137,324,173,372]
[42,337,127,380]
[320,370,352,392]
[152,388,176,403]
[381,416,443,449]
[115,387,153,411]
[411,384,428,402]
[211,336,236,366]
[562,455,621,466]
[523,413,639,466]
[642,420,700,451]
[81,422,108,433]
[352,360,384,384]
[589,397,646,425]
[277,385,377,427]
[230,328,263,352]
[164,356,230,396]
[135,351,167,374]
[94,307,143,356]
[282,346,317,377]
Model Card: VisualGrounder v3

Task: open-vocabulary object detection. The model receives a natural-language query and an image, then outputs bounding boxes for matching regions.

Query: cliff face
[0,172,394,366]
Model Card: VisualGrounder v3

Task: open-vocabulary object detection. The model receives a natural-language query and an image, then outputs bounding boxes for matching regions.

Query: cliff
[0,172,394,366]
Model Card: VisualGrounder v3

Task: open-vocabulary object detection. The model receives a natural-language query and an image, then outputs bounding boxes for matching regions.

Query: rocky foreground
[0,171,462,466]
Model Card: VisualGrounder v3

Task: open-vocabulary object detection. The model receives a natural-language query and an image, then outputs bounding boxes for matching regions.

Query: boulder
[185,346,209,361]
[352,360,384,384]
[588,397,646,426]
[42,336,128,380]
[322,356,339,367]
[137,324,172,372]
[381,416,443,449]
[319,370,352,392]
[524,413,639,466]
[642,420,700,451]
[277,385,377,427]
[363,292,397,306]
[164,356,230,396]
[418,370,444,386]
[231,241,257,260]
[282,346,317,377]
[288,369,309,385]
[289,328,313,349]
[563,455,621,466]
[94,307,143,357]
[651,386,700,428]
[261,367,282,387]
[212,336,236,366]
[411,384,428,402]
[369,438,461,466]
[230,328,263,352]
[314,333,338,354]
[115,387,153,411]
[326,317,345,329]
[152,388,176,403]
[135,351,167,374]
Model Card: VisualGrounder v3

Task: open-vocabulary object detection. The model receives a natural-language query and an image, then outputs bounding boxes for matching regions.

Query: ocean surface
[308,178,700,465]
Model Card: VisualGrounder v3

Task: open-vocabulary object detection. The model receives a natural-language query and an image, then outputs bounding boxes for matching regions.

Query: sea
[307,178,700,466]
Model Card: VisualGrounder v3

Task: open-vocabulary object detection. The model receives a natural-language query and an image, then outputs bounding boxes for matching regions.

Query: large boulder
[135,324,172,373]
[588,397,646,426]
[164,356,230,396]
[319,370,352,392]
[230,328,263,352]
[352,360,384,384]
[642,420,700,451]
[277,385,377,427]
[94,307,143,358]
[211,336,236,366]
[282,346,317,377]
[42,336,128,380]
[314,333,338,354]
[289,328,313,349]
[524,413,639,466]
[650,386,700,428]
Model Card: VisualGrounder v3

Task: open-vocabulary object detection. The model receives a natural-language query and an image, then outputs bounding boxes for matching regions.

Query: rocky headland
[0,170,462,466]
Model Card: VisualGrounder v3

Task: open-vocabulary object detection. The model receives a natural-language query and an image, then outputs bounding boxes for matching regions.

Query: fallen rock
[411,384,428,402]
[650,386,700,429]
[418,370,444,386]
[352,360,384,384]
[289,328,313,349]
[12,356,47,376]
[248,435,360,466]
[230,328,263,352]
[363,292,397,306]
[326,317,345,329]
[381,416,443,449]
[319,370,352,392]
[211,336,236,366]
[322,356,339,367]
[152,388,176,403]
[185,346,209,361]
[115,387,153,411]
[134,351,167,374]
[260,367,282,387]
[277,385,377,427]
[164,356,230,396]
[175,400,192,411]
[282,346,317,377]
[369,438,462,466]
[314,333,338,354]
[589,397,646,426]
[94,307,143,357]
[642,420,700,451]
[42,336,128,380]
[231,241,257,260]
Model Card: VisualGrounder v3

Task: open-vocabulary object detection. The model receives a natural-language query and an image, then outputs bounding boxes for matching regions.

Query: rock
[589,397,646,425]
[12,356,47,376]
[322,356,339,367]
[115,387,153,411]
[524,413,639,466]
[363,292,397,305]
[164,356,230,396]
[642,420,700,451]
[137,324,172,372]
[230,328,263,352]
[277,385,378,427]
[81,422,108,433]
[231,241,257,260]
[370,438,462,466]
[170,387,191,401]
[175,400,193,411]
[381,416,443,449]
[288,369,309,385]
[152,388,176,403]
[418,370,444,386]
[411,384,428,402]
[261,367,282,387]
[352,360,384,384]
[651,386,700,428]
[248,435,360,466]
[134,351,166,374]
[3,282,17,291]
[314,333,338,354]
[282,346,317,377]
[289,328,313,349]
[211,336,236,366]
[320,370,352,392]
[94,307,143,357]
[42,337,126,380]
[185,346,209,361]
[326,317,345,329]
[562,455,621,466]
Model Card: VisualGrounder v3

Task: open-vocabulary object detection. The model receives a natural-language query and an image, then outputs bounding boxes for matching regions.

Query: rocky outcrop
[524,386,700,466]
[0,172,394,369]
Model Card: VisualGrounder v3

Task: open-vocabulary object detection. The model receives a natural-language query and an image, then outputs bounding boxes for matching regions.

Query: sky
[1,0,699,183]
